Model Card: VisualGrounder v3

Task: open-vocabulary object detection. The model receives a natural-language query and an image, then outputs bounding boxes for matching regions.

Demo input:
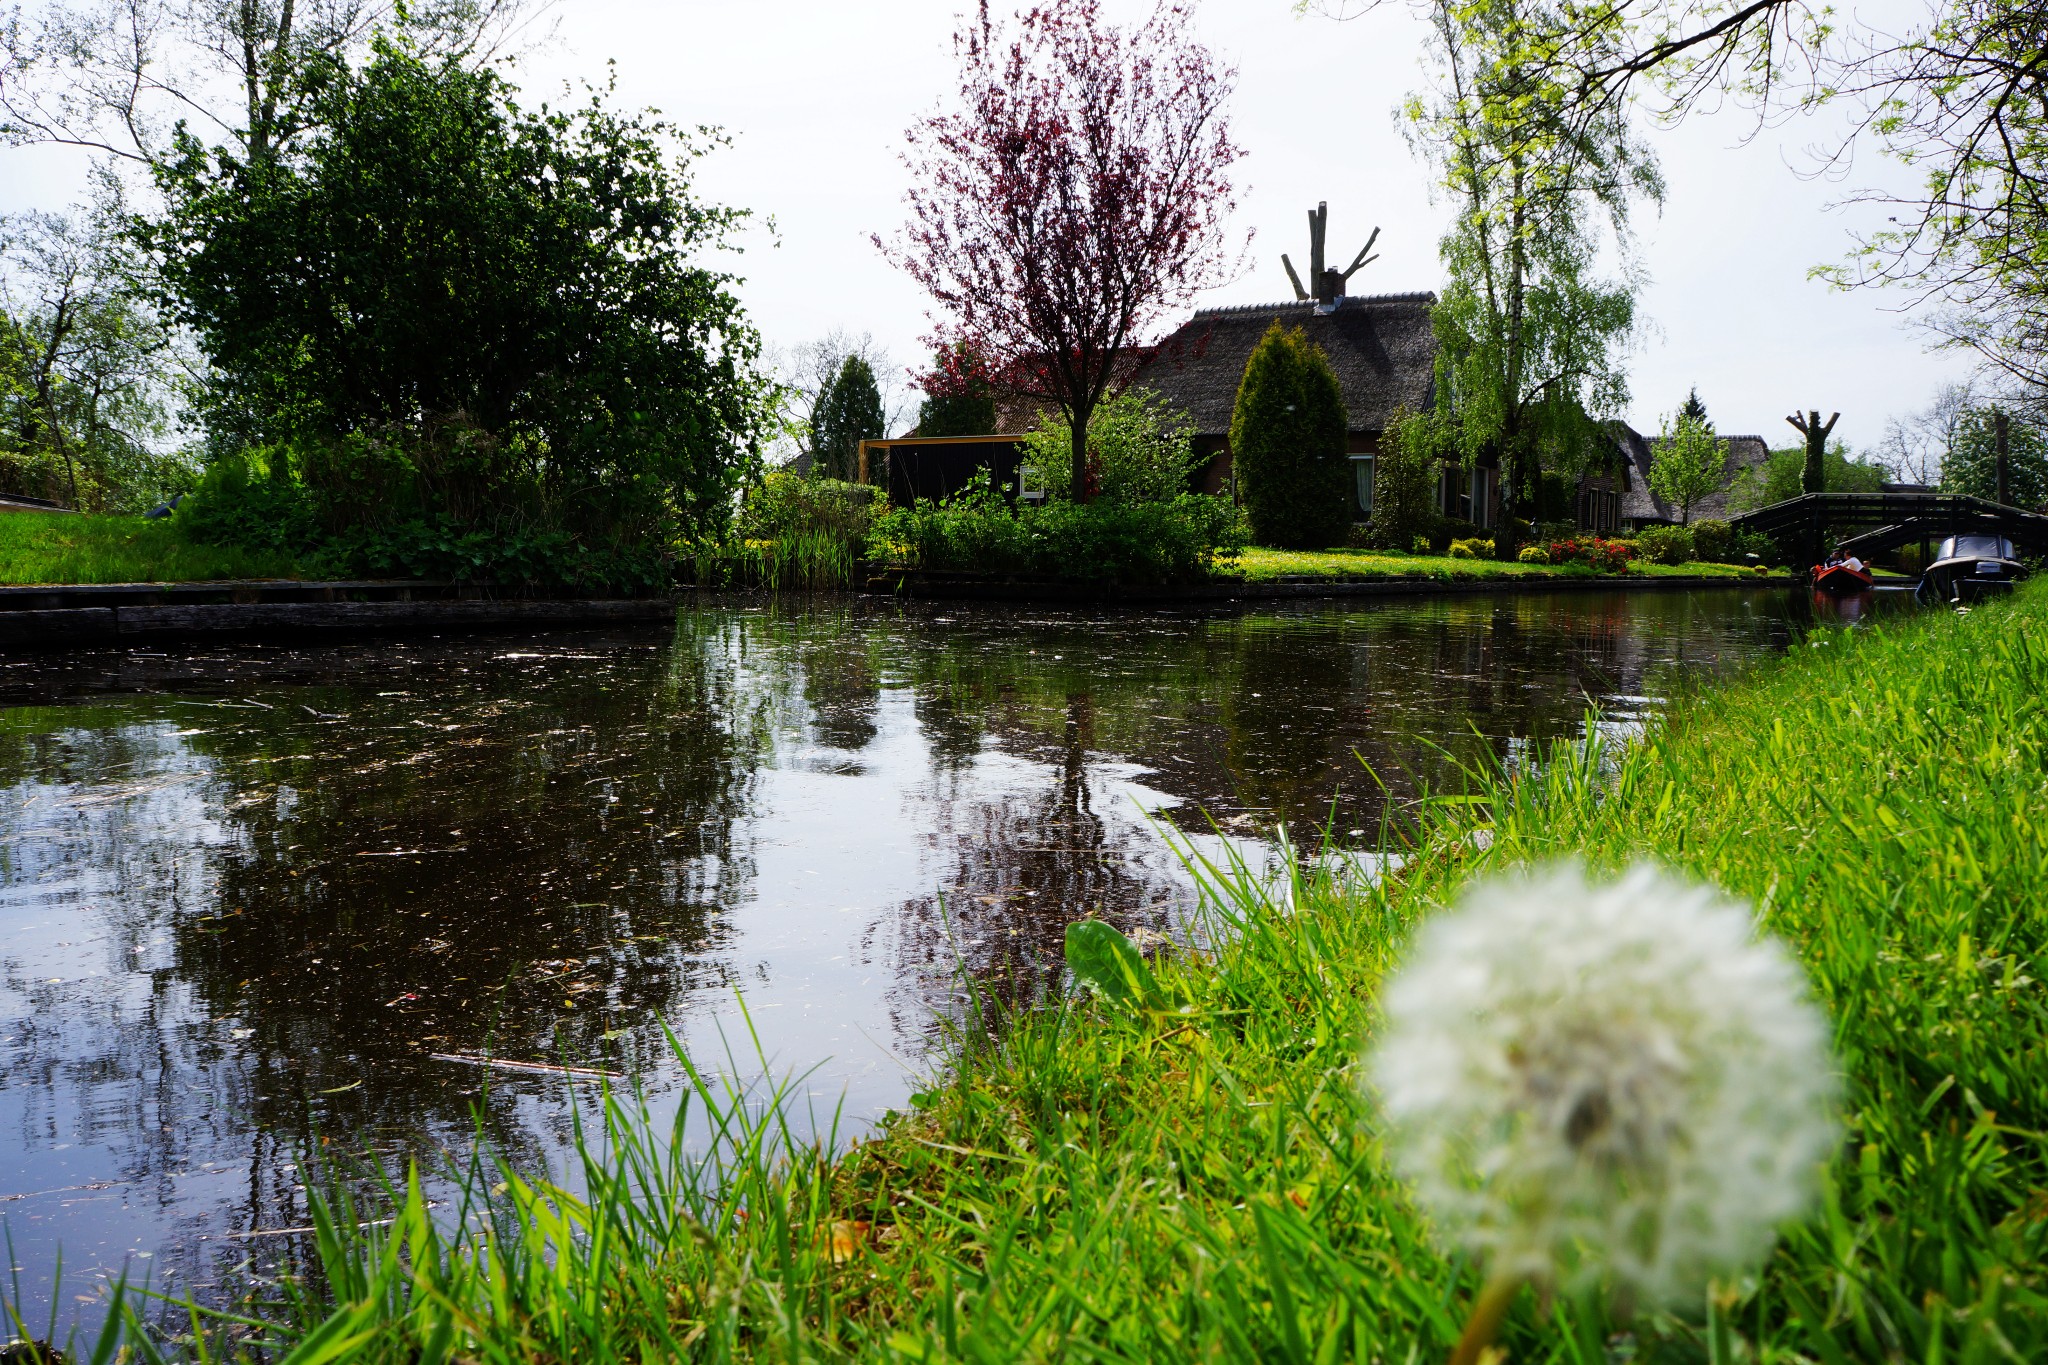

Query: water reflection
[0,589,1798,1325]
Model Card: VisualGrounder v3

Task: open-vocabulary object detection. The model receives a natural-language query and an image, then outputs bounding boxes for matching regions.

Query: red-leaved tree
[882,0,1245,501]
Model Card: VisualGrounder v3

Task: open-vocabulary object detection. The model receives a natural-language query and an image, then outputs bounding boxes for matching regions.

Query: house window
[1437,466,1463,518]
[1439,464,1493,524]
[1016,463,1047,504]
[1468,466,1496,530]
[1350,455,1375,518]
[1577,487,1617,532]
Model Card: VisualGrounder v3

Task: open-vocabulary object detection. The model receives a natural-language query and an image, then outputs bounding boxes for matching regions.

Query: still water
[0,589,1799,1321]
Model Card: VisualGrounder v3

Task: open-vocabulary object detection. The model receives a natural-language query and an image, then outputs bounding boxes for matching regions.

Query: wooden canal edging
[0,579,679,648]
[0,568,1783,648]
[857,567,1783,604]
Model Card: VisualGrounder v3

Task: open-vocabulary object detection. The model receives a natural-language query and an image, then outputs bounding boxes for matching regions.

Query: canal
[0,588,1801,1325]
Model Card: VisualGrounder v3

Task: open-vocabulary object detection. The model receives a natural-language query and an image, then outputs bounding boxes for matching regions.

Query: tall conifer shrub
[812,356,884,481]
[1228,322,1349,548]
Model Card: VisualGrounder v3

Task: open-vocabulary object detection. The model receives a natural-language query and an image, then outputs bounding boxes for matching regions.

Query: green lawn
[110,579,2041,1362]
[0,511,305,585]
[1231,544,1787,582]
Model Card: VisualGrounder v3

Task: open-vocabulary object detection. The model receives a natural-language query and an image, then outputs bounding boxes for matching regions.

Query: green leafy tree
[0,200,193,510]
[147,38,769,551]
[1648,410,1727,524]
[1405,0,1662,521]
[1375,405,1452,548]
[1732,441,1891,510]
[915,343,999,438]
[1941,406,2048,508]
[1021,387,1200,505]
[811,355,884,482]
[1229,322,1350,549]
[1807,0,2048,403]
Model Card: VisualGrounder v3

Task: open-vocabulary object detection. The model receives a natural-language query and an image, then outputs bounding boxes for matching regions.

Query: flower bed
[1545,535,1637,573]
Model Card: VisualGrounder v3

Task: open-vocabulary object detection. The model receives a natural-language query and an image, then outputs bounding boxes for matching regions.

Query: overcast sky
[1,0,1972,451]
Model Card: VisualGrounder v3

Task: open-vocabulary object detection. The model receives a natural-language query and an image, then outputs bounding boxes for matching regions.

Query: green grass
[50,582,2048,1361]
[1233,545,1786,582]
[0,511,306,584]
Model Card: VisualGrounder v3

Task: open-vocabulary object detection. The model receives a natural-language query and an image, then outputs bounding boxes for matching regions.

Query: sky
[0,0,1973,452]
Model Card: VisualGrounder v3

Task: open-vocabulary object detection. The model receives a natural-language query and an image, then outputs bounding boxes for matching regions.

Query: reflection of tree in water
[874,596,1661,835]
[797,622,884,754]
[0,623,792,1307]
[875,692,1198,1036]
[0,716,249,1290]
[864,592,1793,1033]
[176,628,774,1173]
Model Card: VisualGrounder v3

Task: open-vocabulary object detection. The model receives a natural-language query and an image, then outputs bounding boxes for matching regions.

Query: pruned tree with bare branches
[880,0,1245,502]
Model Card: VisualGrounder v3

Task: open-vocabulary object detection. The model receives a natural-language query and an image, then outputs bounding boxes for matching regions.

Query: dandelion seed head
[1370,862,1837,1304]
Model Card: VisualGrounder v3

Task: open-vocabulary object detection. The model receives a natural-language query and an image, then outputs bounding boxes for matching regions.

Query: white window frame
[1350,454,1375,518]
[1469,466,1495,530]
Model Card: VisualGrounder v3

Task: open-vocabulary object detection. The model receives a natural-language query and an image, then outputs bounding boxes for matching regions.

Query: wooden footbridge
[1729,492,2048,564]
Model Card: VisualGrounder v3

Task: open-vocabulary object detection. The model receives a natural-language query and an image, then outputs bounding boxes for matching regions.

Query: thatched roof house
[1128,291,1476,525]
[1132,292,1438,443]
[1606,426,1772,528]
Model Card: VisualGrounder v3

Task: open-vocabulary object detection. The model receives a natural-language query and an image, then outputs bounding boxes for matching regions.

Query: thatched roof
[1615,426,1772,524]
[1131,292,1439,438]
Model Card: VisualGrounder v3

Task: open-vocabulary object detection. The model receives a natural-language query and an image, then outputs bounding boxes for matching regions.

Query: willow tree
[1403,0,1663,524]
[1334,0,2048,407]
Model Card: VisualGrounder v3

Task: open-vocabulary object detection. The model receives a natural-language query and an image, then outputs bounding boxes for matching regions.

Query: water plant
[693,473,875,590]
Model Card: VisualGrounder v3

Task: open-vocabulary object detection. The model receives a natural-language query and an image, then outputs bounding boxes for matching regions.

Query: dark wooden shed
[858,435,1032,507]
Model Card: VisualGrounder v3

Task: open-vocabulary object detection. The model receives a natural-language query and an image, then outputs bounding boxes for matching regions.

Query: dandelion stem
[1448,1275,1521,1365]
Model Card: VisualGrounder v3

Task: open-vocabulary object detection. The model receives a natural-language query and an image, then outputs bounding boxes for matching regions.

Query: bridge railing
[1728,493,2048,554]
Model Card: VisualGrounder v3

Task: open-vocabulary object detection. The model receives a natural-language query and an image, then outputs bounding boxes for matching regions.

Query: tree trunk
[1069,400,1093,503]
[241,0,266,164]
[1801,413,1826,495]
[1994,408,2010,505]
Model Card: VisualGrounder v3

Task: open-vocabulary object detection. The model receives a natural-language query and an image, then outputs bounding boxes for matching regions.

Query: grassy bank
[65,583,2048,1361]
[0,512,305,584]
[1233,545,1787,582]
[0,511,1794,592]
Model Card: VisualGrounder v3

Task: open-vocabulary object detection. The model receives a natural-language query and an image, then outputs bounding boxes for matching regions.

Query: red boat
[1811,560,1874,595]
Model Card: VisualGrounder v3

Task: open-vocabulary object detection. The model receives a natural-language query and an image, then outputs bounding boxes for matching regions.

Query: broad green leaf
[1064,919,1163,1009]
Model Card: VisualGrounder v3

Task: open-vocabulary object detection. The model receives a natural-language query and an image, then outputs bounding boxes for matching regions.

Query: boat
[1917,534,2024,605]
[1811,559,1874,595]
